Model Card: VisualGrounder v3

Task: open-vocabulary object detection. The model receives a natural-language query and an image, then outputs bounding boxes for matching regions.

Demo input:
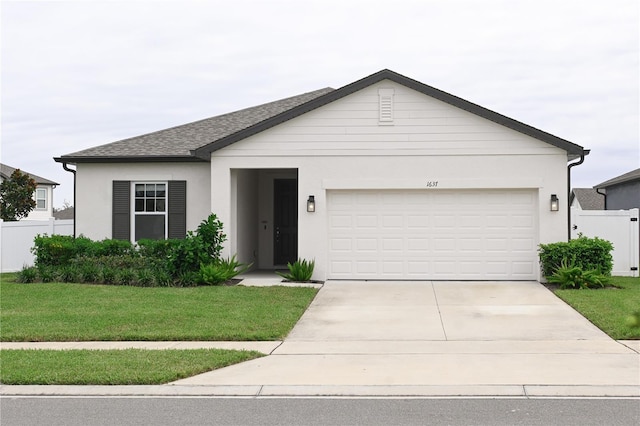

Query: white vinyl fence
[0,219,74,273]
[571,208,639,277]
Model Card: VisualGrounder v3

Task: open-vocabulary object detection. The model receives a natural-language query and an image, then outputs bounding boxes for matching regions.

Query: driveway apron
[171,281,640,396]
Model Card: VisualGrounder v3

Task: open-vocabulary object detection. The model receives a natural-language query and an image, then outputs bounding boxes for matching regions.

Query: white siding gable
[215,80,565,158]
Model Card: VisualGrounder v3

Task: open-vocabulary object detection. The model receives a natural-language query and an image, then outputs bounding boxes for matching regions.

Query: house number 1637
[426,181,439,188]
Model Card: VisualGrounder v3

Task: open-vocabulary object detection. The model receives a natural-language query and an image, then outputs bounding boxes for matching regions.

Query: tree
[0,169,37,221]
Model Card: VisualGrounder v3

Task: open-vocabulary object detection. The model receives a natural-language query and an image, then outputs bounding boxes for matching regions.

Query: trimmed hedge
[31,235,136,266]
[539,236,613,278]
[20,213,243,287]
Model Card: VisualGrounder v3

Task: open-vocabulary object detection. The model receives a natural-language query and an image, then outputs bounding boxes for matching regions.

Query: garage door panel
[407,215,429,228]
[382,238,403,252]
[328,189,538,280]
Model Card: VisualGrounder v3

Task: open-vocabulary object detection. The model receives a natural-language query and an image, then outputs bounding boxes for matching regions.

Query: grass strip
[554,276,640,340]
[0,275,317,341]
[0,348,264,385]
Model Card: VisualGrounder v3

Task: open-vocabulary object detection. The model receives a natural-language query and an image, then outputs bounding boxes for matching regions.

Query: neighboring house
[53,206,74,220]
[55,69,588,281]
[0,163,59,220]
[570,188,605,210]
[594,168,640,210]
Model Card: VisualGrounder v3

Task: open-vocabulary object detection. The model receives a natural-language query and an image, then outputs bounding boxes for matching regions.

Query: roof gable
[194,69,586,159]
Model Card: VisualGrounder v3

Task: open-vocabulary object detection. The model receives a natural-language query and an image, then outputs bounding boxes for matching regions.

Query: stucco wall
[208,80,570,281]
[211,154,568,281]
[75,162,211,241]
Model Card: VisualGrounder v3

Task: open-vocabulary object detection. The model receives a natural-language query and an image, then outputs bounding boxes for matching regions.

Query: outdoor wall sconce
[307,195,315,212]
[550,194,559,212]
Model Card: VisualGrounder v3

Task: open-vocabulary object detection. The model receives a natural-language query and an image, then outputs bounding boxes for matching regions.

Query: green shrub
[58,264,82,283]
[137,238,181,259]
[198,255,251,285]
[175,271,200,287]
[276,258,315,282]
[166,232,207,276]
[115,269,137,286]
[153,270,174,287]
[539,236,613,278]
[136,269,156,287]
[101,267,117,284]
[37,265,58,283]
[79,263,101,283]
[32,235,136,266]
[196,214,227,262]
[94,239,136,257]
[547,260,610,289]
[26,213,229,286]
[32,235,81,266]
[16,266,38,283]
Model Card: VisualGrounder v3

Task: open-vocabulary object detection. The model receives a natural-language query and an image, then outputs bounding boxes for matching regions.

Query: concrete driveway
[173,281,640,397]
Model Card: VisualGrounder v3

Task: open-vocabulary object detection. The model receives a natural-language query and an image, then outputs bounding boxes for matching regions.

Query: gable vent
[378,88,394,124]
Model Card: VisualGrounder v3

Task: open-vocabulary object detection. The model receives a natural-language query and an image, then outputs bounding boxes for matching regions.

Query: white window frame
[35,187,47,210]
[131,181,168,241]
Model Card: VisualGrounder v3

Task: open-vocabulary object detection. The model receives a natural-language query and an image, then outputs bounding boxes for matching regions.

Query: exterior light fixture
[307,195,315,212]
[550,194,559,211]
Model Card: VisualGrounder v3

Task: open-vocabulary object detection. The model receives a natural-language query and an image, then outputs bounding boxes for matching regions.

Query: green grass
[0,274,318,341]
[554,276,640,340]
[0,348,263,385]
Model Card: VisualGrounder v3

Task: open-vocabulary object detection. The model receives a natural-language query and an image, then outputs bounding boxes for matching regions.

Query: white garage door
[327,189,538,280]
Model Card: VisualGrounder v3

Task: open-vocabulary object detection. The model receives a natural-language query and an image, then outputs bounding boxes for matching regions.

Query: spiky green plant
[547,259,609,289]
[276,258,315,282]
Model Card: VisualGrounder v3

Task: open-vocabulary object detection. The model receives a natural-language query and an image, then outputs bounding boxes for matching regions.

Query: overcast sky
[1,0,638,208]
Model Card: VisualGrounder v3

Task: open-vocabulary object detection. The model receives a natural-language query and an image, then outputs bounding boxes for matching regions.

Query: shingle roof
[55,69,587,164]
[55,87,334,163]
[594,168,640,189]
[570,188,605,210]
[0,163,59,186]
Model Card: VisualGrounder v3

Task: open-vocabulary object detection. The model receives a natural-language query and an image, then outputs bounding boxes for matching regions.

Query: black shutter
[112,181,130,240]
[168,180,187,239]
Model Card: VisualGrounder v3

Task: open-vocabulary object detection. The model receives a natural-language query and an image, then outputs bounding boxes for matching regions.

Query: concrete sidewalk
[2,281,639,398]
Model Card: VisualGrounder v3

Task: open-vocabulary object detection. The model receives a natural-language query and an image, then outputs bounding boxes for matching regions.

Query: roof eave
[54,155,208,164]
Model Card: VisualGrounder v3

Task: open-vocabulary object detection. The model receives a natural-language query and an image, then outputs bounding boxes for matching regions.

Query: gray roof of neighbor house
[570,188,605,210]
[0,163,59,186]
[55,69,587,164]
[594,168,640,189]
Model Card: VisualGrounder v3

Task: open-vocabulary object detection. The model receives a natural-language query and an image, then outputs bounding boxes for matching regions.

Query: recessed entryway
[232,168,298,270]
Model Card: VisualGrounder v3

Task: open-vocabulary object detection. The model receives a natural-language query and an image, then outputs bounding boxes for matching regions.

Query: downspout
[567,150,589,241]
[595,188,607,210]
[61,162,76,238]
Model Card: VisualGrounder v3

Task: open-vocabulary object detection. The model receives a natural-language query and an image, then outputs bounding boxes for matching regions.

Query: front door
[274,179,298,265]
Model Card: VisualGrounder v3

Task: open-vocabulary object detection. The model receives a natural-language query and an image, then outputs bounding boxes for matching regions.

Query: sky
[1,0,638,208]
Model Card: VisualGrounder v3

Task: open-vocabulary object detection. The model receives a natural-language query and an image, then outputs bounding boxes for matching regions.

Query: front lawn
[0,274,318,341]
[554,276,640,340]
[0,348,263,385]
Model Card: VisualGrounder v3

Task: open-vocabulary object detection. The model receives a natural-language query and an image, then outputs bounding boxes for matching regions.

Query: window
[35,188,47,210]
[133,182,167,240]
[112,180,186,241]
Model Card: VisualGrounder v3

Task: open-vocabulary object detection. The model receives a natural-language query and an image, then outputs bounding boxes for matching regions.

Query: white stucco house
[55,69,588,281]
[1,163,59,220]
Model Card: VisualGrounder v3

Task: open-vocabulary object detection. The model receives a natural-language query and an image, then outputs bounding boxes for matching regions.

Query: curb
[2,384,639,398]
